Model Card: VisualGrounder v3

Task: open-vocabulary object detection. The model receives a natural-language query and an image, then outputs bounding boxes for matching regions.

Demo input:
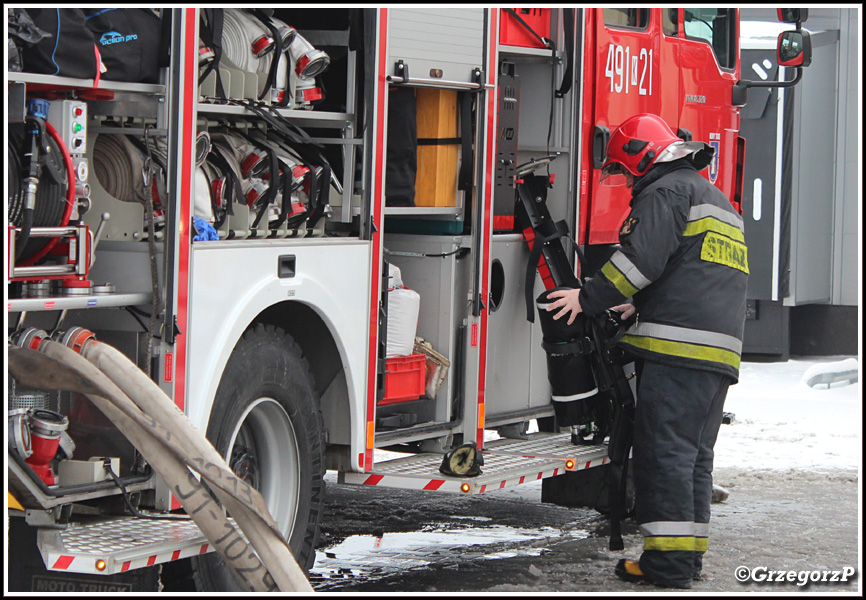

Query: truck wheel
[191,324,324,592]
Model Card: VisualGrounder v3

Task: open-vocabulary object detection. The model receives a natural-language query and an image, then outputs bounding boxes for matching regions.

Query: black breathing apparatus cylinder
[535,286,609,432]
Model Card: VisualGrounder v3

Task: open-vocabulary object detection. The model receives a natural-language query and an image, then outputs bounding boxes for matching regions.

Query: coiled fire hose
[92,133,150,204]
[194,131,218,225]
[8,339,312,593]
[9,117,75,265]
[222,8,290,104]
[215,9,327,107]
[92,130,163,376]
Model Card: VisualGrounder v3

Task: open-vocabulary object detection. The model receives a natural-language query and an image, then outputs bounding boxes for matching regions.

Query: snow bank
[714,358,861,471]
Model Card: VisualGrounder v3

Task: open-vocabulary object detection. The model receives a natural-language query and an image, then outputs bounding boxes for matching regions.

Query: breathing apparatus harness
[516,156,637,551]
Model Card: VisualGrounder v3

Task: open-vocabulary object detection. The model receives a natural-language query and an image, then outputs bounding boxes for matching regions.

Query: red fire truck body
[579,8,744,247]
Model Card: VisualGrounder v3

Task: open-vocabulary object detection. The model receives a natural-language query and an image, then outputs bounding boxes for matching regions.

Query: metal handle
[389,61,490,90]
[90,212,111,268]
[386,74,493,91]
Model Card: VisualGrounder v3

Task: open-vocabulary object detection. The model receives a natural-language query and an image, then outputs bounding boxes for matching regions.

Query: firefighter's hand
[546,288,583,325]
[610,303,636,321]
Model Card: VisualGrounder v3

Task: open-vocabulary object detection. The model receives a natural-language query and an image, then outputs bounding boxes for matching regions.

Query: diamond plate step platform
[484,431,612,471]
[36,515,220,575]
[339,432,610,494]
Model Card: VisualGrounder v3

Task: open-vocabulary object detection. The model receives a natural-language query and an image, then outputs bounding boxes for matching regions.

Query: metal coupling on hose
[9,327,49,351]
[54,326,98,355]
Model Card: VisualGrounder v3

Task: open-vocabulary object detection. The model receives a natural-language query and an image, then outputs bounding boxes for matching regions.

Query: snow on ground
[713,356,861,471]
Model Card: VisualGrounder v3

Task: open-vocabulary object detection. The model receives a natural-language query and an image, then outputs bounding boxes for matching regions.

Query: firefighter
[546,113,748,588]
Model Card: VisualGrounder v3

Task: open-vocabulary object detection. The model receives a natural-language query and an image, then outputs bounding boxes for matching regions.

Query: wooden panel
[415,88,458,207]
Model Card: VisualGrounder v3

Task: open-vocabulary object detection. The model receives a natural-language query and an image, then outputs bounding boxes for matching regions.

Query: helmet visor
[599,162,630,187]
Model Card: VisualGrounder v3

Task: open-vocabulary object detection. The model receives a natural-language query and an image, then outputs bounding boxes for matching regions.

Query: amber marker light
[565,460,576,470]
[95,559,107,571]
[461,483,471,493]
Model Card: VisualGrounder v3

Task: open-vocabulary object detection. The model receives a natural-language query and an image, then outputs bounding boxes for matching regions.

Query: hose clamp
[8,409,33,459]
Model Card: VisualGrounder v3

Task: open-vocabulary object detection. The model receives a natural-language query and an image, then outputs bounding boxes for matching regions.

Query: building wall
[833,8,859,307]
[740,8,859,309]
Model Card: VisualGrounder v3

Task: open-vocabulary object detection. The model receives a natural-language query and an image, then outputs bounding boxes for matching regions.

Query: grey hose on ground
[8,343,312,592]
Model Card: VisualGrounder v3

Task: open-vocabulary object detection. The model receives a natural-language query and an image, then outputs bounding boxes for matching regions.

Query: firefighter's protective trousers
[633,358,731,586]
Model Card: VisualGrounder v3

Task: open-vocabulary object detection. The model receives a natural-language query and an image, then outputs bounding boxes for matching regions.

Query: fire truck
[6,7,810,592]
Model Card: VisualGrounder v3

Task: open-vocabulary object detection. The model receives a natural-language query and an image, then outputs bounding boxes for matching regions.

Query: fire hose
[91,134,150,204]
[91,129,162,376]
[203,128,314,236]
[210,8,328,108]
[9,105,75,265]
[221,8,291,104]
[8,338,312,593]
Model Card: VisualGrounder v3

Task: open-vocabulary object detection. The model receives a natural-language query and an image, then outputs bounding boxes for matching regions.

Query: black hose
[10,121,68,262]
[15,118,43,260]
[8,138,23,223]
[103,460,190,520]
[15,210,34,261]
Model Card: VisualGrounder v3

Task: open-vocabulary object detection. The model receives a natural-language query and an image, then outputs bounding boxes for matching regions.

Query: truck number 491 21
[605,43,653,96]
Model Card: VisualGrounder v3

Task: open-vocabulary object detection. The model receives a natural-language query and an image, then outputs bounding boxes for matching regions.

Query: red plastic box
[380,354,427,405]
[500,8,551,49]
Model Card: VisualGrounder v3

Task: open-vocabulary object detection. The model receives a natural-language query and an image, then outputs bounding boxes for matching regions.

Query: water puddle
[310,522,589,590]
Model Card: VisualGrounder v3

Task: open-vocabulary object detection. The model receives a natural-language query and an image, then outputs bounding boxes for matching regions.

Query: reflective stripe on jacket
[579,160,748,381]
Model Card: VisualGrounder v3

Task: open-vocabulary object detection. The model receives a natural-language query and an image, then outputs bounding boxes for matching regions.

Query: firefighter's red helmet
[601,113,681,180]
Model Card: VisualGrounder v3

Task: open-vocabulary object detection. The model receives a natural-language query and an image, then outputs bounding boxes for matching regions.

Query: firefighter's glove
[608,303,637,333]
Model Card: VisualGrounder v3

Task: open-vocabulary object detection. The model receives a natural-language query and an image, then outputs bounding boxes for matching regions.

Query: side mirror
[736,12,811,97]
[777,8,808,24]
[777,30,812,68]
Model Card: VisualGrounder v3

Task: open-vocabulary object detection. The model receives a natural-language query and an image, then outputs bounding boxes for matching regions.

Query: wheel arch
[185,243,371,471]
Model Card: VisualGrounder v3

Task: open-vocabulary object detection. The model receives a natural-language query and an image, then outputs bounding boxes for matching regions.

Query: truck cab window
[603,8,649,29]
[683,8,736,70]
[662,8,679,36]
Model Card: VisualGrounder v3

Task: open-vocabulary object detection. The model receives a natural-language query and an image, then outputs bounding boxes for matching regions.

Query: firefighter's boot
[615,558,692,589]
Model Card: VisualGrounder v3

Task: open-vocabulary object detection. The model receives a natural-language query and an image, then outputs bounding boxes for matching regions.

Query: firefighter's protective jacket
[579,159,749,382]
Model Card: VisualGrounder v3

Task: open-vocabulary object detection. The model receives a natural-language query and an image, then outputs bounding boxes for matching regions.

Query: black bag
[8,8,52,72]
[385,86,417,207]
[83,8,168,84]
[21,8,100,79]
